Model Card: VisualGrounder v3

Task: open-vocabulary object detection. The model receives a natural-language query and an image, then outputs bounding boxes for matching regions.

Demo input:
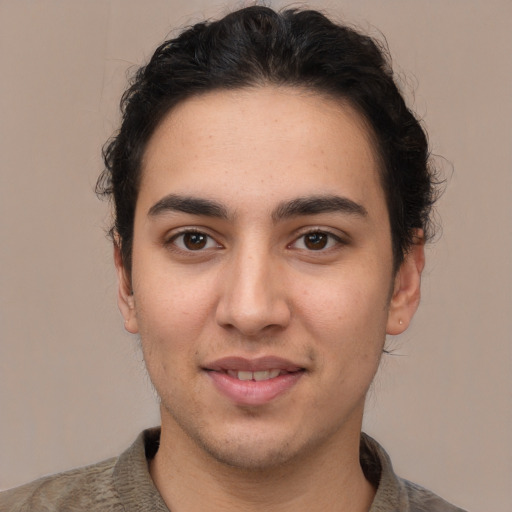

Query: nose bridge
[216,238,290,335]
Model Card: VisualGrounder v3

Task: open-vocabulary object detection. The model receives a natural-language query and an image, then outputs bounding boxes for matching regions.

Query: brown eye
[171,231,218,251]
[290,230,342,252]
[183,232,207,250]
[304,232,329,250]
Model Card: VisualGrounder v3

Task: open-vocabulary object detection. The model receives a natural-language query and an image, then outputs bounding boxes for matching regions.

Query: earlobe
[114,242,139,334]
[386,230,425,335]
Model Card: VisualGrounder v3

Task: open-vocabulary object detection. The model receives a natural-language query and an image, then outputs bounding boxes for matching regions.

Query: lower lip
[207,371,304,406]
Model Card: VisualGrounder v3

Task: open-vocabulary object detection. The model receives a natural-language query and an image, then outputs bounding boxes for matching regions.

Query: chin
[196,434,298,471]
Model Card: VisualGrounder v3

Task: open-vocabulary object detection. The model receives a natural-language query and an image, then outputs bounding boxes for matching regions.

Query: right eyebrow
[272,194,368,222]
[147,194,230,219]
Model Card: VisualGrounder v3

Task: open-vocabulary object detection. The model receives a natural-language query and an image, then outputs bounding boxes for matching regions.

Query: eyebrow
[148,194,229,219]
[147,193,367,222]
[272,195,368,221]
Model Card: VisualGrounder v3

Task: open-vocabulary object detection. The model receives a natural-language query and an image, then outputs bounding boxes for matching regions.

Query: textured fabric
[0,428,466,511]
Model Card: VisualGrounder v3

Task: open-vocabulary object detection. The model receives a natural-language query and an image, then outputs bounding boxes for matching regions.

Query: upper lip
[203,356,304,373]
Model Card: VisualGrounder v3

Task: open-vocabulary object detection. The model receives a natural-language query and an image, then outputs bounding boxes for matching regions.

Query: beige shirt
[0,428,466,511]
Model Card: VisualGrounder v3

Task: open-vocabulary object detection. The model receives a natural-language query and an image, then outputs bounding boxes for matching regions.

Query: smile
[226,369,284,381]
[204,357,305,406]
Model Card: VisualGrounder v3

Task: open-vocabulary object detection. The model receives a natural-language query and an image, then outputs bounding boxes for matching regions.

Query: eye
[291,231,342,251]
[170,231,219,251]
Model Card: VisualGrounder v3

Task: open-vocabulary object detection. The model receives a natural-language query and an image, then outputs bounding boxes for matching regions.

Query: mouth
[203,356,306,406]
[225,369,289,381]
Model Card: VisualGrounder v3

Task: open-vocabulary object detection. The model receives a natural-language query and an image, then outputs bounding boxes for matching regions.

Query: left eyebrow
[148,194,229,219]
[272,195,368,222]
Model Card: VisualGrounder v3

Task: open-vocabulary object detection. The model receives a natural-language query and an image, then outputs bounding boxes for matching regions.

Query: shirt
[0,428,466,511]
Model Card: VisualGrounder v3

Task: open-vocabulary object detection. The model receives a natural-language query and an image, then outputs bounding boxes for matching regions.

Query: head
[97,6,436,472]
[97,6,437,276]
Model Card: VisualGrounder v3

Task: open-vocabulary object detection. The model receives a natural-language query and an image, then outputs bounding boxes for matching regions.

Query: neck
[150,412,375,512]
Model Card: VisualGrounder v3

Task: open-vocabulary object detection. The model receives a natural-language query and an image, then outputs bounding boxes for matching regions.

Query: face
[116,87,423,470]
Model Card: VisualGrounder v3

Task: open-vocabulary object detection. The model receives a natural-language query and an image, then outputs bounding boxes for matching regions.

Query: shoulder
[401,479,467,512]
[360,433,467,512]
[0,456,121,512]
[0,428,164,512]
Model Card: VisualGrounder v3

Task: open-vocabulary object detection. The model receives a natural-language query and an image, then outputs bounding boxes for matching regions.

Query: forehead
[139,86,384,217]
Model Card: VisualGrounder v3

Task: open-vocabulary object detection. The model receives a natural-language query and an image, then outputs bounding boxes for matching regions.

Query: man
[1,6,465,511]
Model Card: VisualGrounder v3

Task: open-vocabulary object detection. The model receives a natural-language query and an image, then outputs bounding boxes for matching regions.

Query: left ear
[386,230,425,335]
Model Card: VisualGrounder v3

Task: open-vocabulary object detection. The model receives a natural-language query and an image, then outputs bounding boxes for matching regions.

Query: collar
[113,428,409,512]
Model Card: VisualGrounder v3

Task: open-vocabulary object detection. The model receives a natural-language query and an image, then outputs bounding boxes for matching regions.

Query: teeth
[226,369,282,381]
[256,369,281,380]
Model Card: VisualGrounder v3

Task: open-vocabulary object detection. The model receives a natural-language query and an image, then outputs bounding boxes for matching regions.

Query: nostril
[216,299,290,336]
[215,261,291,335]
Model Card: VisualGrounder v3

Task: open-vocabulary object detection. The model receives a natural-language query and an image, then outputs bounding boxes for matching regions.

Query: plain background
[1,1,511,510]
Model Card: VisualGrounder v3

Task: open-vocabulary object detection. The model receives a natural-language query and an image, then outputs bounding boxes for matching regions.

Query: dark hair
[97,5,438,272]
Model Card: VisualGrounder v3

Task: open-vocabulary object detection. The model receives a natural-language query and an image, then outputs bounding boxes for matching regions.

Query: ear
[114,242,139,334]
[386,230,425,335]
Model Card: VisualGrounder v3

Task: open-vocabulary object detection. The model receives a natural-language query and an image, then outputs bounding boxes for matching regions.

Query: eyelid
[162,226,347,252]
[288,227,348,250]
[165,227,223,251]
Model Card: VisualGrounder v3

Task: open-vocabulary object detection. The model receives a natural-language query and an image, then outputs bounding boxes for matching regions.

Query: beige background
[1,1,511,510]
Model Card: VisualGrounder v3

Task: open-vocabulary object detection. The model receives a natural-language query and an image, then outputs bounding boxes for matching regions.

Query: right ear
[114,242,139,334]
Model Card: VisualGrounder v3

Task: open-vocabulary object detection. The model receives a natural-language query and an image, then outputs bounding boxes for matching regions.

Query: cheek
[293,268,390,386]
[134,287,209,404]
[133,254,218,323]
[297,277,389,337]
[132,266,219,367]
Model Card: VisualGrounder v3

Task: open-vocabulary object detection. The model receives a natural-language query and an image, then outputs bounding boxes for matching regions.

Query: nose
[215,247,291,337]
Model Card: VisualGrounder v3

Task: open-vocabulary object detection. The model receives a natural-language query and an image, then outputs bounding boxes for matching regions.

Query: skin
[116,86,424,511]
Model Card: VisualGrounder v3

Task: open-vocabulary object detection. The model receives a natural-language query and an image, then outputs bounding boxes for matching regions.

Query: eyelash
[165,228,345,253]
[166,229,221,252]
[289,230,345,251]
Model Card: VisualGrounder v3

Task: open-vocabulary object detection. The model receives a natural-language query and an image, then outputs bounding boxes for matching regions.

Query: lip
[203,356,305,406]
[204,356,303,373]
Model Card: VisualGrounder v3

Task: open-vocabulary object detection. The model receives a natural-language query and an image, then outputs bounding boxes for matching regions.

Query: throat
[151,419,375,512]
